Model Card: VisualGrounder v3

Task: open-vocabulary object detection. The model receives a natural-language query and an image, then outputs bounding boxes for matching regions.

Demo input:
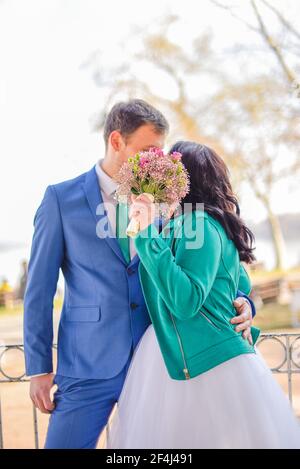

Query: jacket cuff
[134,222,167,255]
[134,222,160,240]
[25,357,53,377]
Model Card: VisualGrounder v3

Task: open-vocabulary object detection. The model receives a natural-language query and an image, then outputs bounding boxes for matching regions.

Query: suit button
[130,302,139,310]
[127,267,135,275]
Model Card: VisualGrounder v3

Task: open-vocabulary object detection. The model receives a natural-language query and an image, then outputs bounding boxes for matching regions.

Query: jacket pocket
[65,306,101,322]
[199,307,222,331]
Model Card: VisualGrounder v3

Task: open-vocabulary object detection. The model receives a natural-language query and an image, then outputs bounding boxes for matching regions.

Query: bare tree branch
[211,0,298,82]
[261,0,300,41]
[210,0,259,32]
[250,0,296,84]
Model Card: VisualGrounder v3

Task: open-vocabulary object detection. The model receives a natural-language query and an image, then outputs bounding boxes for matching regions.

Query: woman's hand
[231,297,254,345]
[129,194,156,232]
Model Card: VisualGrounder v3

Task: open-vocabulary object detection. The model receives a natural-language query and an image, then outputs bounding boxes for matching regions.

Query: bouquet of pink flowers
[113,147,190,236]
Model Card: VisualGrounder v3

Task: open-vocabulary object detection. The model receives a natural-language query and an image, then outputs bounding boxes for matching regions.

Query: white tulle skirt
[105,325,300,449]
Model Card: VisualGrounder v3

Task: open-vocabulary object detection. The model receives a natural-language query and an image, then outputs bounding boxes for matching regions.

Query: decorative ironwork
[0,334,299,449]
[256,333,300,404]
[0,343,57,449]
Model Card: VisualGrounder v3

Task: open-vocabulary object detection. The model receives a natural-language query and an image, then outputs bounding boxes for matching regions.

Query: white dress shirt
[95,159,137,260]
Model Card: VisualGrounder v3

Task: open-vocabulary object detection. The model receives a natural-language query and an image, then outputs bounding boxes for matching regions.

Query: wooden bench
[251,279,281,304]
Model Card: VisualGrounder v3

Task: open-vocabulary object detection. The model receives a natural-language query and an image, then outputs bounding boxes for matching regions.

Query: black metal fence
[1,333,300,449]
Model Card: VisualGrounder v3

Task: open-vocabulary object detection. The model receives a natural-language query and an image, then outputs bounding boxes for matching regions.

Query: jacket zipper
[168,224,191,379]
[169,311,191,380]
[139,261,190,380]
[199,306,222,331]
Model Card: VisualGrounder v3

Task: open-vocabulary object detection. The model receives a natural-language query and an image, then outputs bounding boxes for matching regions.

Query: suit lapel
[83,166,127,265]
[129,253,140,268]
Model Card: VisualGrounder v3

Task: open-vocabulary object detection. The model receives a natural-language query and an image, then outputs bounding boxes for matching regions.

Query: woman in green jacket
[106,141,300,449]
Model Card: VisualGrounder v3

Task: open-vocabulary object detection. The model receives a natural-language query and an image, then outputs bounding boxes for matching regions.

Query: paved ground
[1,312,299,449]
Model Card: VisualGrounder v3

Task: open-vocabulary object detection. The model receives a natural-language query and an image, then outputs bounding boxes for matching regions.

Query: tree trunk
[254,191,286,270]
[265,205,286,270]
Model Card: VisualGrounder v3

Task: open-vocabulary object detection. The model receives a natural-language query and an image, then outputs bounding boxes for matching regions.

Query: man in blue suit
[23,99,256,449]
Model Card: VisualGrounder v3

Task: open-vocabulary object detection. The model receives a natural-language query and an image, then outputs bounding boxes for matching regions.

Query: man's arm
[230,264,257,344]
[24,185,64,382]
[24,185,64,413]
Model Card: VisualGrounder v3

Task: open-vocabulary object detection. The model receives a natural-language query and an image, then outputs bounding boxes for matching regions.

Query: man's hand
[231,297,253,345]
[30,373,56,414]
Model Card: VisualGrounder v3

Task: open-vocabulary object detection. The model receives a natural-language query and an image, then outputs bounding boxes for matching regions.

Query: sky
[0,0,299,284]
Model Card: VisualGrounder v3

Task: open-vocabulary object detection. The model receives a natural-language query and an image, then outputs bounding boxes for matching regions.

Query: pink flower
[150,147,165,157]
[139,156,150,167]
[171,151,182,161]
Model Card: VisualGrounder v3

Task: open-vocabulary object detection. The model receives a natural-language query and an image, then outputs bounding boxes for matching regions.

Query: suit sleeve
[134,213,222,321]
[23,185,64,376]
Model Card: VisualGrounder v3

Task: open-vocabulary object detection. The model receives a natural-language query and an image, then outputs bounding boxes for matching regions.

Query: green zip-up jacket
[134,209,260,380]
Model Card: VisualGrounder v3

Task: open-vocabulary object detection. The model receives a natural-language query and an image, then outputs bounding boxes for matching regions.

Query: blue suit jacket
[23,166,152,379]
[23,166,256,379]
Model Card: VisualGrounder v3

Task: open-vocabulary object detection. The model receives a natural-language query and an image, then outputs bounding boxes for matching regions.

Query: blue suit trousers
[44,346,134,449]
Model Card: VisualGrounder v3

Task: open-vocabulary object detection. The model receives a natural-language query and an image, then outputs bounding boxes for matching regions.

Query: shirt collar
[95,159,118,197]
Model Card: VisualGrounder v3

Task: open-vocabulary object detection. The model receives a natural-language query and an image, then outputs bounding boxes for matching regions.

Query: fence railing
[256,333,300,403]
[1,333,300,449]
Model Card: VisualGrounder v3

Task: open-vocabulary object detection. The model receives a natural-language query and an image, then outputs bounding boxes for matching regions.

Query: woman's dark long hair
[170,141,256,264]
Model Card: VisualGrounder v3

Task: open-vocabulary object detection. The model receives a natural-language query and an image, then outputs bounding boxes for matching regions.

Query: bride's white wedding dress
[105,324,300,449]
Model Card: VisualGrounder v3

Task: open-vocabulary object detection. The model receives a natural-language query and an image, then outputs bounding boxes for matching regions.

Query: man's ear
[110,130,123,152]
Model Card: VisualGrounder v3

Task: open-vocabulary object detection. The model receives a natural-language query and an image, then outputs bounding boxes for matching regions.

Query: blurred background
[0,0,299,449]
